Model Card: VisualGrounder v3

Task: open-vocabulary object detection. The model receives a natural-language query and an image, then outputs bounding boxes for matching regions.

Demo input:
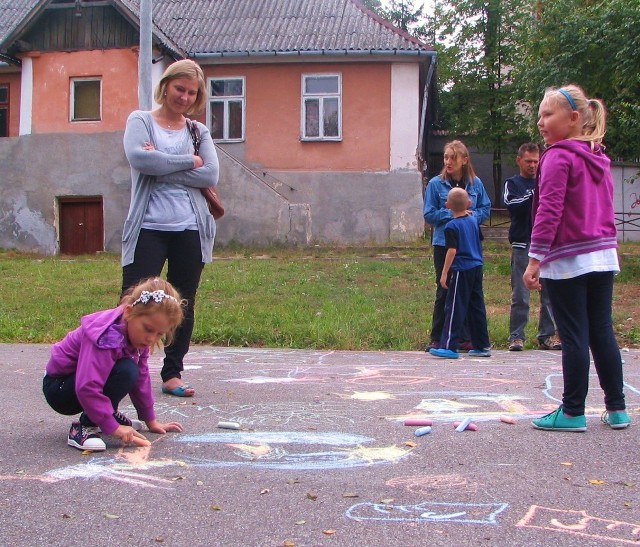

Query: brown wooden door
[59,197,104,255]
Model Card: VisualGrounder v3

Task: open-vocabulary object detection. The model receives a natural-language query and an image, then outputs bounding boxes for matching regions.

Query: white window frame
[207,76,246,142]
[301,73,342,141]
[70,77,102,122]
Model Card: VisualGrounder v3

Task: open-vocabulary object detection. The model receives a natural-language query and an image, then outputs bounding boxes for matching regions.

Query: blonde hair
[447,187,470,213]
[154,59,207,116]
[120,277,185,348]
[440,140,477,183]
[543,84,607,145]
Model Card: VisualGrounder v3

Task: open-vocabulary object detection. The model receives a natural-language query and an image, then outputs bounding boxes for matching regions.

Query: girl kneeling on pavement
[43,277,185,452]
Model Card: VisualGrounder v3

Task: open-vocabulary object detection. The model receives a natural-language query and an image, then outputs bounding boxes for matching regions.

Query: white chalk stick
[455,417,473,432]
[217,421,240,430]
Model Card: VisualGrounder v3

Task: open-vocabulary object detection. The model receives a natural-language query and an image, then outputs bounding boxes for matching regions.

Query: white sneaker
[68,421,106,451]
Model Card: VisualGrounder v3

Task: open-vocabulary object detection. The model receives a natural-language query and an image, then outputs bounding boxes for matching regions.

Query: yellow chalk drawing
[344,445,413,465]
[228,443,275,458]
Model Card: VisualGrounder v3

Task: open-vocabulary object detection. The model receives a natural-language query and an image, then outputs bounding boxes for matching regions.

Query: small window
[301,74,341,141]
[70,78,101,122]
[208,77,245,142]
[0,84,8,137]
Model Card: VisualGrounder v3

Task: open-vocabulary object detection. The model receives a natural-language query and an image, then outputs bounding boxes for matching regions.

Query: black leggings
[122,229,204,382]
[43,358,139,425]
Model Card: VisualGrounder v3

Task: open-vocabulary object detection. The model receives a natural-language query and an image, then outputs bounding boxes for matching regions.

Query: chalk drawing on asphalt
[346,501,508,524]
[149,400,368,426]
[386,474,480,495]
[175,431,414,470]
[516,505,640,544]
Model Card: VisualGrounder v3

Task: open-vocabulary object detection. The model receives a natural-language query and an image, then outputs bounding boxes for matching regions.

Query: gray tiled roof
[1,0,432,59]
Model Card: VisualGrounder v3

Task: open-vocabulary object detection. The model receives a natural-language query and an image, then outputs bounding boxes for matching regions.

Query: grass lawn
[0,241,638,350]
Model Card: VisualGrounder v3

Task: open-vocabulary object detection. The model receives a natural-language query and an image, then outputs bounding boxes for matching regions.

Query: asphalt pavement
[1,343,638,547]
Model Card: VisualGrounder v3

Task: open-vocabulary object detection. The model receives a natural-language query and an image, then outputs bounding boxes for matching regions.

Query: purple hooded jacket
[45,305,155,435]
[530,139,618,265]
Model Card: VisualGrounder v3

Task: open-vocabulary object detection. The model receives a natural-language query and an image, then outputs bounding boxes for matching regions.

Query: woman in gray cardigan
[121,59,219,397]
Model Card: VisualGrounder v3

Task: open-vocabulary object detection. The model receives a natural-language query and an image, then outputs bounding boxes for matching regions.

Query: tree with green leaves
[515,0,640,162]
[422,0,533,199]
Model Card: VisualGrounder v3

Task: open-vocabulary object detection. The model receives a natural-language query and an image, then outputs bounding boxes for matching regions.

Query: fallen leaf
[211,505,222,511]
[61,514,73,519]
[624,502,632,508]
[560,462,573,467]
[323,529,336,535]
[283,541,295,547]
[176,461,187,467]
[171,476,185,481]
[154,538,164,543]
[380,498,394,504]
[404,441,417,448]
[287,479,301,485]
[15,470,25,474]
[589,479,606,485]
[104,513,120,519]
[306,492,318,501]
[342,492,359,498]
[197,481,204,486]
[260,488,270,495]
[295,520,306,525]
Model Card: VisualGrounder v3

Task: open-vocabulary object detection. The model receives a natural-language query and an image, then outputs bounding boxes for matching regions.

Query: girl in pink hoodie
[43,277,185,451]
[524,85,629,433]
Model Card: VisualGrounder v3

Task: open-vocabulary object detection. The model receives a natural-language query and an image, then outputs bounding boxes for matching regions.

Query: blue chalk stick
[415,426,432,437]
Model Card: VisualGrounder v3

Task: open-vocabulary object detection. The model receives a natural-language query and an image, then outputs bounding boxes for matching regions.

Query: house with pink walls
[0,0,437,254]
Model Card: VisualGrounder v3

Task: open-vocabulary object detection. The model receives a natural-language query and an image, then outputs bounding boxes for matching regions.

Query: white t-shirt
[530,248,620,280]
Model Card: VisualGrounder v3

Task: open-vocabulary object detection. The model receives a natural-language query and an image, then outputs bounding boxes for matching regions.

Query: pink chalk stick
[404,419,433,426]
[500,415,517,424]
[453,421,479,431]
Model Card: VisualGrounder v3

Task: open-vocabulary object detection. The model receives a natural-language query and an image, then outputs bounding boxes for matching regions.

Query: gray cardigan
[121,110,219,266]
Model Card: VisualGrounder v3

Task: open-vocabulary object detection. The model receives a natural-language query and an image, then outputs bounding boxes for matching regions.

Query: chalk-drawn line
[346,501,508,525]
[516,505,640,545]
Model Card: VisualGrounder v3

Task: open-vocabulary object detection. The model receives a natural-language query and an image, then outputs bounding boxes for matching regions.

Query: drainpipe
[417,51,437,176]
[139,0,153,110]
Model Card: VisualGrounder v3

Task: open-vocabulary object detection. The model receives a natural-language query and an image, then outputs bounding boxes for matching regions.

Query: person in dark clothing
[503,143,560,352]
[429,188,491,359]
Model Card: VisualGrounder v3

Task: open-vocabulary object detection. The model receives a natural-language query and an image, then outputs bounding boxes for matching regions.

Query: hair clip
[133,290,178,306]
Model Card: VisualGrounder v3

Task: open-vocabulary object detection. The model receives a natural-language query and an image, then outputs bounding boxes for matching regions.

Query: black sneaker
[113,411,144,431]
[68,421,106,451]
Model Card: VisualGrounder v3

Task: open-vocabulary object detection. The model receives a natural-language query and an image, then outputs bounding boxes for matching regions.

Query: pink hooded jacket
[530,139,618,265]
[46,305,155,435]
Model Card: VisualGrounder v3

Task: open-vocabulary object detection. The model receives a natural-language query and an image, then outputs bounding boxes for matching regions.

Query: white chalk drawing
[346,501,508,524]
[151,400,367,426]
[517,505,640,544]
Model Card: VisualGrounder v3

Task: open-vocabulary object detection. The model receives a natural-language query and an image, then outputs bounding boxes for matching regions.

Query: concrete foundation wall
[0,133,425,255]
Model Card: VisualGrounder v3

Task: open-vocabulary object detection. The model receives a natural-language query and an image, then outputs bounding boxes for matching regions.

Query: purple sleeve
[530,149,570,257]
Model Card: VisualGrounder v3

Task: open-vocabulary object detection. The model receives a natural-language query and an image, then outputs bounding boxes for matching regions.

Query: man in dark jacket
[503,143,560,351]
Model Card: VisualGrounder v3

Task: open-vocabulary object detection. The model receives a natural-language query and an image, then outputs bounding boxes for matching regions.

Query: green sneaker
[601,410,631,430]
[532,407,587,432]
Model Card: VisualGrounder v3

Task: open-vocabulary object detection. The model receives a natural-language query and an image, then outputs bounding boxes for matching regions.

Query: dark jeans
[430,245,470,343]
[545,271,625,416]
[122,229,204,382]
[43,358,139,425]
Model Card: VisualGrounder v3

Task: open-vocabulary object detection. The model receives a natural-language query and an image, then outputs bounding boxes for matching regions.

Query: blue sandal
[161,384,194,397]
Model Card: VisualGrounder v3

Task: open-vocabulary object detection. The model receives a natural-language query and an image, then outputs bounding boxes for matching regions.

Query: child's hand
[440,273,449,289]
[143,141,155,151]
[193,155,204,168]
[146,420,184,434]
[113,425,151,447]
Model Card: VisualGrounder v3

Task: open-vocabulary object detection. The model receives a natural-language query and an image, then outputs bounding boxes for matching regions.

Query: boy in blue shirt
[429,187,491,359]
